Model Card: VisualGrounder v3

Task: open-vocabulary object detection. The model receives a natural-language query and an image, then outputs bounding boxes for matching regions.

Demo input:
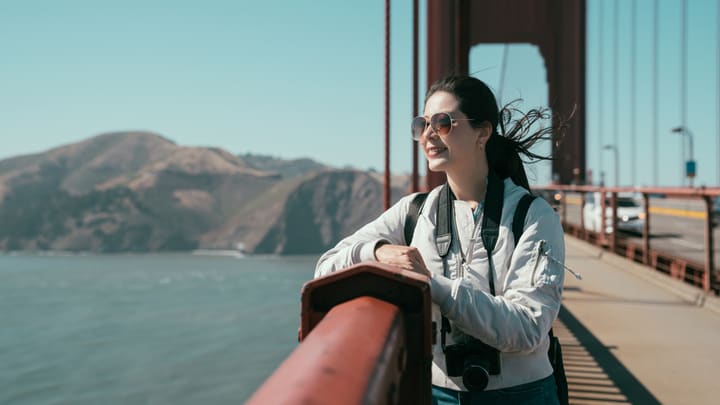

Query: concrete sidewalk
[553,236,720,405]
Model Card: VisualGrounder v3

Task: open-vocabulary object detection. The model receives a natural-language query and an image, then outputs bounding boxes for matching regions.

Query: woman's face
[420,91,489,174]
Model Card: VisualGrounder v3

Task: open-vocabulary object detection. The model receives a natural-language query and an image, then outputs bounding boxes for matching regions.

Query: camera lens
[463,365,490,392]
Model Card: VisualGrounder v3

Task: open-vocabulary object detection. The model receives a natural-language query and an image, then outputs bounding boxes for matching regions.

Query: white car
[583,192,645,234]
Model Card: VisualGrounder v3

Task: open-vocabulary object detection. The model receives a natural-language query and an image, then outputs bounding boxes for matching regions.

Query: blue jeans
[432,375,560,405]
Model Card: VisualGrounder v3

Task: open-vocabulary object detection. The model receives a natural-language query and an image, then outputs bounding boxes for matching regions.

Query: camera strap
[434,174,504,288]
[437,173,505,350]
[435,183,454,258]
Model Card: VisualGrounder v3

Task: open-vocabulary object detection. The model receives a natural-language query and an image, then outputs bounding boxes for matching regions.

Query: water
[0,253,318,404]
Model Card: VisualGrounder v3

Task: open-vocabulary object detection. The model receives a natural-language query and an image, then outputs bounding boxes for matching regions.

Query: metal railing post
[610,192,618,253]
[642,193,650,265]
[703,196,714,292]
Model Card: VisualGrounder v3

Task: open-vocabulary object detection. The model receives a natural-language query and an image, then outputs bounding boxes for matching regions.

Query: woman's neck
[446,171,488,206]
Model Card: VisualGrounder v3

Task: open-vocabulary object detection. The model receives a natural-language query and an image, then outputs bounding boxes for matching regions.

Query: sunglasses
[411,112,475,141]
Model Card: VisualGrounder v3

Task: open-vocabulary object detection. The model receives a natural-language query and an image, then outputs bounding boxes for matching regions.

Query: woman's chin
[427,159,448,172]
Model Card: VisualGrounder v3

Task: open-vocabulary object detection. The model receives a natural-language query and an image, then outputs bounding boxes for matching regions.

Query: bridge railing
[534,185,720,294]
[246,263,433,405]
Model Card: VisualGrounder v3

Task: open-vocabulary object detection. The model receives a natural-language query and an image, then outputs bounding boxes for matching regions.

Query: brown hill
[255,170,386,254]
[0,132,279,252]
[0,132,407,254]
[204,170,390,254]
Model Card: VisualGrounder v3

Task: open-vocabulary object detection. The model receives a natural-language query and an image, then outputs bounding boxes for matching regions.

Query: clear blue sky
[1,0,719,187]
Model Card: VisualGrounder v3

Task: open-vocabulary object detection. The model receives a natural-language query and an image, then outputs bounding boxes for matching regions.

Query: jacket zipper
[459,214,482,279]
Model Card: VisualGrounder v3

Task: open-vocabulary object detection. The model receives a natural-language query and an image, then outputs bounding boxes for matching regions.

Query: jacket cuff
[429,273,454,310]
[357,239,390,262]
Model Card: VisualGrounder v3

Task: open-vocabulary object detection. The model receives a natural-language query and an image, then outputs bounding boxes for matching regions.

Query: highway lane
[558,194,720,267]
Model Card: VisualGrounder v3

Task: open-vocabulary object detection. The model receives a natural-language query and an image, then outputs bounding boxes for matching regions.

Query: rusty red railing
[246,263,433,405]
[534,185,720,294]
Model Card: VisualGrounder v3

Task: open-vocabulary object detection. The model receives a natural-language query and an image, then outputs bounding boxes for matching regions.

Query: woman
[315,75,566,404]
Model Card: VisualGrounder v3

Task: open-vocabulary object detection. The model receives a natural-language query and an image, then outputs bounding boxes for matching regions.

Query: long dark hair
[426,75,569,191]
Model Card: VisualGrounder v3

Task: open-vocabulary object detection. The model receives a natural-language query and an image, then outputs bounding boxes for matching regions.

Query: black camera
[444,338,501,391]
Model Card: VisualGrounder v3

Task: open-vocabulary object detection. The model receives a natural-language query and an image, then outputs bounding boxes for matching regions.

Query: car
[583,192,646,234]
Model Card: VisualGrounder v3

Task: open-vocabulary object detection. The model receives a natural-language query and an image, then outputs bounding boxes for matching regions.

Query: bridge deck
[555,236,720,405]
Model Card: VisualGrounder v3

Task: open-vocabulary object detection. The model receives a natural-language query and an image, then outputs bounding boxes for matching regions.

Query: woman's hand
[374,243,431,277]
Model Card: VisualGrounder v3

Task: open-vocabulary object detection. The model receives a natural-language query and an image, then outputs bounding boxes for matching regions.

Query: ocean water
[0,253,319,404]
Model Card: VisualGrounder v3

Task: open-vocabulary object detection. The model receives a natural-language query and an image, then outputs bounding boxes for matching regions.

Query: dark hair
[426,75,568,191]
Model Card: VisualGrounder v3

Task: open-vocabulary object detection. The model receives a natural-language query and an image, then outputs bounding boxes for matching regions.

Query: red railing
[534,185,720,294]
[246,263,433,405]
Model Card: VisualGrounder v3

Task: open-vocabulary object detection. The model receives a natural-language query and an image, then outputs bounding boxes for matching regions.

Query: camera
[444,338,501,391]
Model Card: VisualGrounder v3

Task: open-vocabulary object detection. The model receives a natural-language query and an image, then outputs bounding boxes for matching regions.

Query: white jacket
[315,178,565,391]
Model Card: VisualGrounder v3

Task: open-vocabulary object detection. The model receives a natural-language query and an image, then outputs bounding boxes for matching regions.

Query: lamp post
[671,126,695,187]
[603,144,619,187]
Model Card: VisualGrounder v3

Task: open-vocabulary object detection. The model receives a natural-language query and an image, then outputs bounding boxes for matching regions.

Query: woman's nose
[423,125,438,140]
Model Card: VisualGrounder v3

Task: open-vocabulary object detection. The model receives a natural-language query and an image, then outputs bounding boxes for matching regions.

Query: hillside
[0,132,408,254]
[238,153,327,179]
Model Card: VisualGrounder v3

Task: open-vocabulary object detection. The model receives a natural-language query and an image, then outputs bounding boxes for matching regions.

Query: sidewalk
[553,236,720,405]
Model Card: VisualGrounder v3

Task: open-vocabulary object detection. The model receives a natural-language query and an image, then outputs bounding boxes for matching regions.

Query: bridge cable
[497,44,509,106]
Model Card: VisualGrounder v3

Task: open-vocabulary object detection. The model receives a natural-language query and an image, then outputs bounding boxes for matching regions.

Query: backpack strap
[480,173,504,254]
[480,173,505,295]
[405,189,537,261]
[404,192,428,245]
[512,193,537,247]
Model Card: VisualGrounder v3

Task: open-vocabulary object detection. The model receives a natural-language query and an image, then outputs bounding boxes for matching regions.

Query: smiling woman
[315,74,572,405]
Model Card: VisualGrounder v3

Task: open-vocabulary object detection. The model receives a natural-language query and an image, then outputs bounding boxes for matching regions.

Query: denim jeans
[431,375,560,405]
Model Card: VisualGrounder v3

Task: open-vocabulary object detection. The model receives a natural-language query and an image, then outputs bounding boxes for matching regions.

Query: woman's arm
[314,193,419,278]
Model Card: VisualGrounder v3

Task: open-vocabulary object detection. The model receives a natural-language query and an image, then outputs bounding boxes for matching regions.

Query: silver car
[583,192,646,234]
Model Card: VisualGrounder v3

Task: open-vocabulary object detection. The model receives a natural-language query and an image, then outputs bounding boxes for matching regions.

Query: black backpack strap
[481,173,505,296]
[512,193,537,246]
[549,330,569,405]
[404,192,428,245]
[435,184,453,257]
[480,173,505,254]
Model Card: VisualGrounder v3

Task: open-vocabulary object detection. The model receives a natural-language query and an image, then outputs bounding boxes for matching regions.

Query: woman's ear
[477,121,493,147]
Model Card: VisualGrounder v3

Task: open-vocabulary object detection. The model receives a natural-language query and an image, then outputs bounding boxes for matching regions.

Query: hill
[237,153,327,179]
[0,132,409,254]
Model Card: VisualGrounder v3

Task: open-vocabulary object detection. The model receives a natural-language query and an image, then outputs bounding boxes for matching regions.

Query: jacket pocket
[530,240,559,287]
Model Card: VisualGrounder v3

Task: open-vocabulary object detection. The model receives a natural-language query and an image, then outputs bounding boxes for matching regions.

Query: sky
[1,0,719,187]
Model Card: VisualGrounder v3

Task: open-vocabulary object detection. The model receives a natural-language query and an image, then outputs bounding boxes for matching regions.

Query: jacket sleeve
[429,199,565,353]
[314,193,418,278]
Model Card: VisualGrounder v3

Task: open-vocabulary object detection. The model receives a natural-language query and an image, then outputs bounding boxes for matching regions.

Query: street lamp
[671,126,695,187]
[603,144,619,187]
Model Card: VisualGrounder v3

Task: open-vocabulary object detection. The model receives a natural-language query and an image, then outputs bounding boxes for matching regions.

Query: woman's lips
[426,146,447,157]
